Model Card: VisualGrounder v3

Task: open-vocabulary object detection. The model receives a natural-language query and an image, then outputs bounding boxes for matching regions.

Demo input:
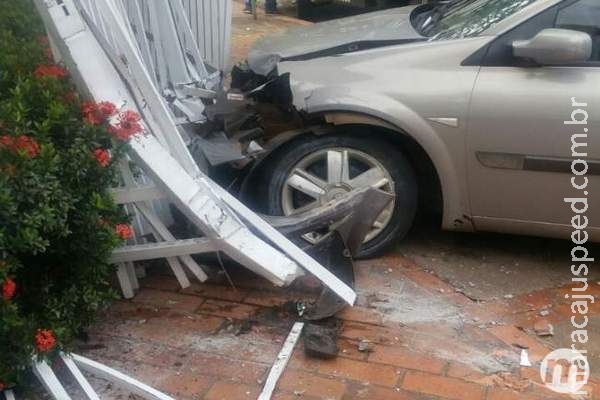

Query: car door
[466,0,600,240]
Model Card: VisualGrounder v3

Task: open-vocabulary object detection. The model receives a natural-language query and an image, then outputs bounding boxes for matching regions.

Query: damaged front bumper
[187,64,304,184]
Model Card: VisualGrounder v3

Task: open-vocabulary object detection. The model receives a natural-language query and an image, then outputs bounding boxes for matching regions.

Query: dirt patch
[356,277,462,325]
[400,226,600,301]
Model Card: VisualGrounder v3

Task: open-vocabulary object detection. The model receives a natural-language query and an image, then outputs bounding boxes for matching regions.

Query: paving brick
[401,269,464,299]
[272,392,321,400]
[204,381,260,400]
[519,366,542,384]
[340,321,403,345]
[101,300,165,321]
[187,353,268,383]
[132,288,205,313]
[446,362,486,383]
[278,369,347,399]
[169,313,225,335]
[368,346,446,374]
[556,282,600,300]
[486,388,563,400]
[356,253,420,272]
[120,341,188,369]
[243,289,301,307]
[402,371,485,400]
[181,282,248,302]
[318,357,400,387]
[94,360,168,388]
[120,318,179,344]
[337,338,369,361]
[580,380,599,399]
[487,325,551,362]
[343,384,415,400]
[196,298,259,320]
[463,302,512,324]
[513,290,555,313]
[288,350,322,372]
[140,274,182,291]
[337,306,385,325]
[509,309,563,330]
[159,369,213,398]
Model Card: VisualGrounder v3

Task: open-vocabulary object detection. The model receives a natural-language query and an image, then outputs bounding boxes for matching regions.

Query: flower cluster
[35,329,56,353]
[2,278,15,301]
[0,2,133,389]
[81,101,117,125]
[82,101,144,141]
[0,135,41,158]
[115,224,134,240]
[92,148,111,167]
[108,110,144,141]
[33,64,68,79]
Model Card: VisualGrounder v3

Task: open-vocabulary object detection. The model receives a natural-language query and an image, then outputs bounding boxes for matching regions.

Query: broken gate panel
[36,0,357,305]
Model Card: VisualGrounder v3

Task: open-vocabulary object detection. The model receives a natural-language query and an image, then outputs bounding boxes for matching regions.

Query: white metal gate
[181,0,233,71]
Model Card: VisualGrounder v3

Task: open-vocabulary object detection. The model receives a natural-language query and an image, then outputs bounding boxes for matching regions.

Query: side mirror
[512,28,592,65]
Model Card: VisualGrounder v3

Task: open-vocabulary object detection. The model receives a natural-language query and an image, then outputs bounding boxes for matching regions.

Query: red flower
[115,224,134,240]
[81,101,102,125]
[0,135,39,158]
[0,135,11,148]
[34,64,68,79]
[97,101,117,118]
[92,148,110,167]
[2,278,16,301]
[35,329,56,353]
[81,101,117,125]
[108,110,143,141]
[12,135,40,158]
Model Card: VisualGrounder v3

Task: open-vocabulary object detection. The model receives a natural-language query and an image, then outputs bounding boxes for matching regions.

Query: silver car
[235,0,599,257]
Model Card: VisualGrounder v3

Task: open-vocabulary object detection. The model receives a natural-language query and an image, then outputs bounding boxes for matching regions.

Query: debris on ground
[303,321,339,359]
[533,320,554,337]
[519,349,532,367]
[258,322,304,400]
[357,339,373,353]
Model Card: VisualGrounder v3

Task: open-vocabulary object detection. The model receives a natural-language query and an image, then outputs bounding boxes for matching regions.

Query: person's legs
[244,0,252,12]
[265,0,277,14]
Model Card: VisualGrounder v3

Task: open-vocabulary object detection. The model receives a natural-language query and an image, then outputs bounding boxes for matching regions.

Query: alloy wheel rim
[281,147,395,244]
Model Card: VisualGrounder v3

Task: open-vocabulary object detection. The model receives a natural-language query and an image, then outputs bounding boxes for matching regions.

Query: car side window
[555,0,600,61]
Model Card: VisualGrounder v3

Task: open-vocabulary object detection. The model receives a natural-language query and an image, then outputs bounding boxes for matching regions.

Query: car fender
[297,88,471,231]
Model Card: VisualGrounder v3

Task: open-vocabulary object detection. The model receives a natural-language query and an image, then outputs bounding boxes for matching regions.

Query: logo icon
[540,349,590,394]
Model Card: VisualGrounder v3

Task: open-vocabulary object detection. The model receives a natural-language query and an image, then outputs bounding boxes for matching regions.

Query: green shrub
[0,0,139,389]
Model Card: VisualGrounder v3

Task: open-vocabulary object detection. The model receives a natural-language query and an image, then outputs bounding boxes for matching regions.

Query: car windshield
[420,0,540,40]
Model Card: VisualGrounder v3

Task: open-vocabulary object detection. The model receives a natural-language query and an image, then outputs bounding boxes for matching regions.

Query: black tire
[261,133,418,258]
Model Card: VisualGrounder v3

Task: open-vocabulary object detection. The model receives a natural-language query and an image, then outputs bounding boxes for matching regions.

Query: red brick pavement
[82,250,597,400]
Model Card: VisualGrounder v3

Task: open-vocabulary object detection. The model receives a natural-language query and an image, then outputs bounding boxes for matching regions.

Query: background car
[295,0,413,20]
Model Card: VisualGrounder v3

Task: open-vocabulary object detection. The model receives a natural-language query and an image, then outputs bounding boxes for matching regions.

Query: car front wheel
[261,134,418,258]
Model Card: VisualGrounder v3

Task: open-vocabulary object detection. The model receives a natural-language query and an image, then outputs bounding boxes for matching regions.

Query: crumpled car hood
[248,5,424,76]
